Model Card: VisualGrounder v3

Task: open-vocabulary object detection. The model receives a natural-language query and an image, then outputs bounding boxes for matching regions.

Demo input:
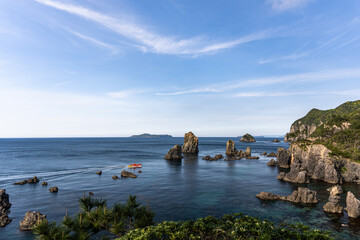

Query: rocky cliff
[279,100,360,184]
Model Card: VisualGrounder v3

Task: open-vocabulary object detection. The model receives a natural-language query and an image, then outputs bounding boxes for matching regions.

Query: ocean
[0,137,360,239]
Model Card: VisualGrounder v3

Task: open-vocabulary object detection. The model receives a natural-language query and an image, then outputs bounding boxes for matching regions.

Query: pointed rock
[346,191,360,218]
[182,132,199,154]
[225,140,237,157]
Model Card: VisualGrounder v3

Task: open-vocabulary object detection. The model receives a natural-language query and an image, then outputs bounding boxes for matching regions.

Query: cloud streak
[68,31,120,54]
[34,0,273,55]
[156,68,360,95]
[267,0,314,12]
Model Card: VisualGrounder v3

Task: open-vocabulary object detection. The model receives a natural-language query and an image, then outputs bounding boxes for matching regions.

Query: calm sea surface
[1,137,360,239]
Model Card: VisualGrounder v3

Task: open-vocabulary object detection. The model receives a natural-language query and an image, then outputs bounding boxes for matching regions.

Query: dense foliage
[33,195,154,240]
[32,196,333,240]
[287,100,360,161]
[119,213,332,240]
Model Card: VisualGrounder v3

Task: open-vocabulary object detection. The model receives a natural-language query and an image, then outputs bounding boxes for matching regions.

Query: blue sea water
[0,137,360,239]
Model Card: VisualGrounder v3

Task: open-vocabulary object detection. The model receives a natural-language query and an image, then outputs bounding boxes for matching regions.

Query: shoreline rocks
[277,147,291,168]
[323,185,343,214]
[256,187,318,204]
[267,152,277,157]
[0,189,12,227]
[239,133,256,143]
[164,145,183,160]
[20,211,46,231]
[182,132,199,154]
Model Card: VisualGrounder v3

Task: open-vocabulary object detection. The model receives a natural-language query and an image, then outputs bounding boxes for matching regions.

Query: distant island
[130,133,173,138]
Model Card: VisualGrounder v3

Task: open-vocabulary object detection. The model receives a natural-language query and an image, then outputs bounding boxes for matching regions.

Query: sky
[0,0,360,137]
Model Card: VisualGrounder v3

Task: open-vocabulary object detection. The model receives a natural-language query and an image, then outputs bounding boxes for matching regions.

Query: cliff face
[280,100,360,184]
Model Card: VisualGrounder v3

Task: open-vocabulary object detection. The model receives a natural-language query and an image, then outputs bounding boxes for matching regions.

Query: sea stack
[239,133,256,143]
[164,145,183,160]
[323,185,343,214]
[0,189,12,227]
[225,140,237,157]
[346,191,360,218]
[182,132,199,154]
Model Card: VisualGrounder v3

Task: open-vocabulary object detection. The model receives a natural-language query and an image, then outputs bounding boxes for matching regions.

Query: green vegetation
[120,213,332,240]
[33,195,154,240]
[288,100,360,161]
[33,196,333,240]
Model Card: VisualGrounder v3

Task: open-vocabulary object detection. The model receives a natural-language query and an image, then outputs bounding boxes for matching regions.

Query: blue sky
[0,0,360,137]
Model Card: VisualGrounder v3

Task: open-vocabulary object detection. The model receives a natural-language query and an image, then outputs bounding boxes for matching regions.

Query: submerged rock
[346,191,360,218]
[0,189,12,227]
[48,187,58,193]
[323,185,343,214]
[256,187,318,204]
[225,140,237,157]
[267,152,277,157]
[121,170,137,178]
[239,134,256,143]
[182,132,199,154]
[267,159,277,166]
[164,145,183,160]
[20,211,46,231]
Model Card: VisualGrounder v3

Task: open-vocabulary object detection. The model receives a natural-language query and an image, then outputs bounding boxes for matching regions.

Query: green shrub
[33,195,154,240]
[119,213,333,240]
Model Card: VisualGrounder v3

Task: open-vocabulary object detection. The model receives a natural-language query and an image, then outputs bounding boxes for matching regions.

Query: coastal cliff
[279,100,360,184]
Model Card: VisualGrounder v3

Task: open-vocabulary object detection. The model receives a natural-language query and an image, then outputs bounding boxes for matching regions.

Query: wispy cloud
[260,17,360,63]
[34,0,273,55]
[108,89,148,98]
[156,68,360,95]
[267,0,314,12]
[68,31,120,55]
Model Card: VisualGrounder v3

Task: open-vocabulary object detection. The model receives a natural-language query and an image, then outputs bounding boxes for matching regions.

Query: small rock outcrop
[96,171,102,175]
[225,140,237,157]
[19,211,46,231]
[267,152,277,157]
[272,139,280,142]
[14,176,40,185]
[277,147,291,168]
[48,187,58,193]
[0,189,12,227]
[256,187,318,204]
[112,175,119,180]
[182,132,199,154]
[346,191,360,218]
[286,187,318,204]
[239,134,256,143]
[323,185,343,214]
[121,170,137,178]
[42,181,48,186]
[164,145,183,160]
[202,154,224,161]
[267,159,277,166]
